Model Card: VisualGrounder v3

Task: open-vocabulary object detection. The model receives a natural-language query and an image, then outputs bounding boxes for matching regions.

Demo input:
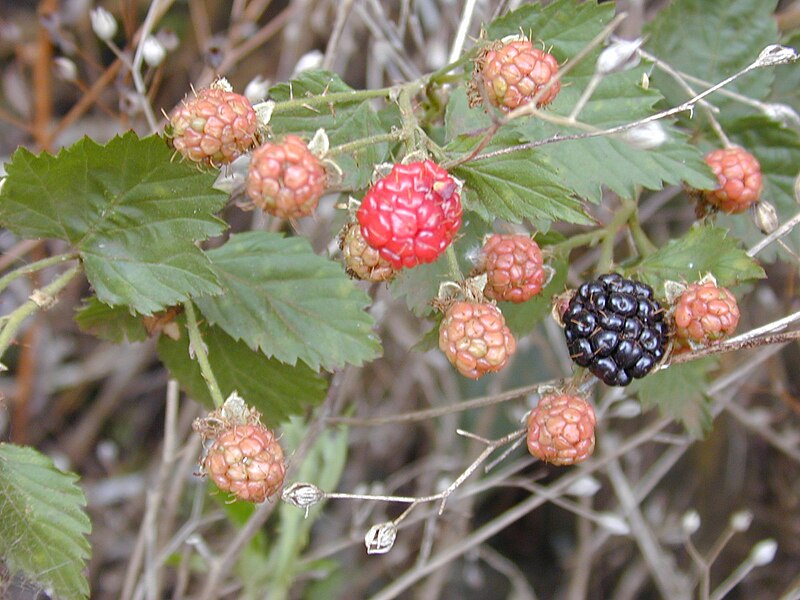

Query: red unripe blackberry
[673,281,740,351]
[203,424,285,503]
[246,135,326,219]
[439,301,516,379]
[478,39,561,110]
[527,394,596,465]
[357,160,462,269]
[563,273,668,386]
[481,234,546,303]
[703,147,763,214]
[168,87,257,166]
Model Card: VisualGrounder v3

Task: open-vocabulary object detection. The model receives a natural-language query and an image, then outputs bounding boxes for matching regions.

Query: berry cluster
[480,234,546,303]
[702,146,763,214]
[474,38,561,110]
[246,134,326,219]
[673,279,740,351]
[203,423,286,503]
[340,222,396,282]
[168,86,258,166]
[357,160,462,269]
[563,273,668,386]
[439,300,516,379]
[527,394,596,466]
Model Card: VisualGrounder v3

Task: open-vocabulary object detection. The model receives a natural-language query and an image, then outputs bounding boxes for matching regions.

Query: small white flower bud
[681,510,701,535]
[565,476,602,498]
[597,513,630,536]
[244,75,270,103]
[142,36,166,67]
[90,7,117,42]
[730,510,753,532]
[293,49,323,76]
[53,57,78,81]
[750,539,778,566]
[611,400,642,419]
[596,38,643,75]
[156,28,179,52]
[281,482,324,517]
[753,201,778,235]
[762,103,800,129]
[365,521,397,555]
[622,121,668,150]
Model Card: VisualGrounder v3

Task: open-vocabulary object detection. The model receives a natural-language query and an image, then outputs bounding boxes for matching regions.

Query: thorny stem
[0,252,79,295]
[397,85,424,155]
[182,301,224,408]
[445,245,463,281]
[0,264,82,361]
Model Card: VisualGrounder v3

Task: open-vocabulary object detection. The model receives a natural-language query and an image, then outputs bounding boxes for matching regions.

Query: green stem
[397,86,422,155]
[183,301,225,408]
[0,264,82,360]
[326,131,405,158]
[0,252,80,295]
[555,229,606,253]
[628,212,657,257]
[596,201,637,275]
[271,87,394,114]
[426,52,475,87]
[445,245,463,281]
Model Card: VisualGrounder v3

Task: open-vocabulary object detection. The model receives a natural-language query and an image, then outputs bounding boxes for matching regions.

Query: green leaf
[630,359,716,438]
[479,1,715,204]
[195,232,381,371]
[645,0,779,122]
[0,133,227,314]
[449,131,591,227]
[269,70,390,190]
[156,319,328,426]
[74,298,148,343]
[0,443,91,600]
[630,225,765,293]
[501,250,568,339]
[512,66,715,202]
[487,0,614,73]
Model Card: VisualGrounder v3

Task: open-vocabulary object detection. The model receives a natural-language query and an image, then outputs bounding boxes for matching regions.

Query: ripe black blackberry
[563,273,668,386]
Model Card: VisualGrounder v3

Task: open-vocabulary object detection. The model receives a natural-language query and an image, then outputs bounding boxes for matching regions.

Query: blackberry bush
[0,1,796,598]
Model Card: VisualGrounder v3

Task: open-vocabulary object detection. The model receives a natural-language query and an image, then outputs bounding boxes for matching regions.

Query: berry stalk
[183,301,225,408]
